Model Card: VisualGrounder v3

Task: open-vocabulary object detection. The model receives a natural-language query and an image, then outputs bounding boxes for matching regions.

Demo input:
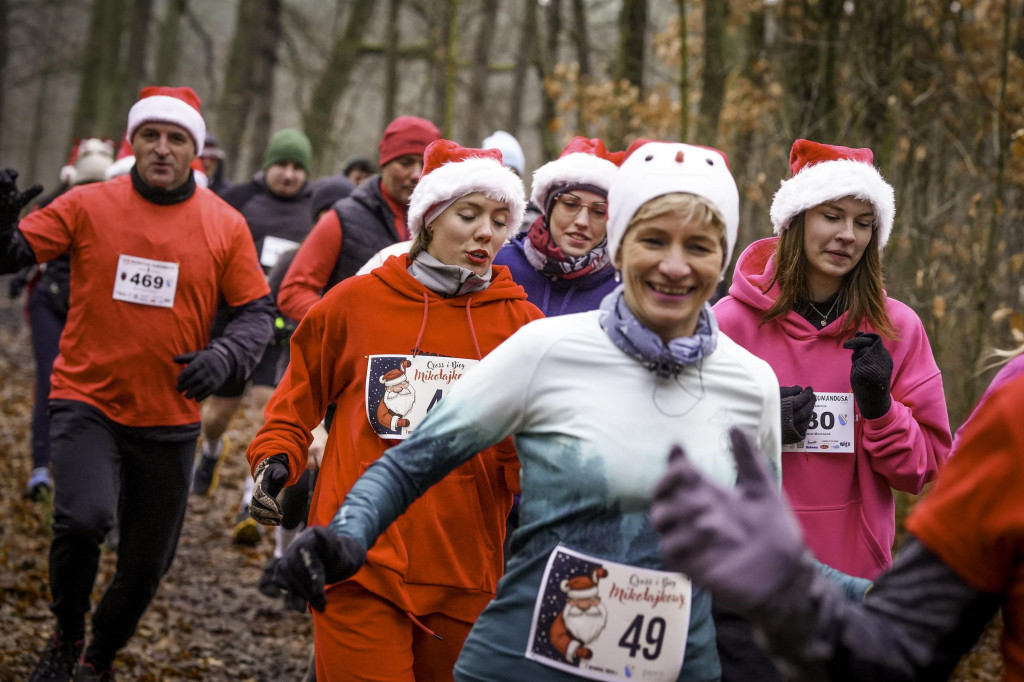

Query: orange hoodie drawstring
[464,296,482,359]
[406,611,444,640]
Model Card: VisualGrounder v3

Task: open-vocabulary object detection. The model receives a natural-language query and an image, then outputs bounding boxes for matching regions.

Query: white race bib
[260,235,300,269]
[782,392,856,453]
[365,355,478,439]
[112,254,179,308]
[525,545,691,682]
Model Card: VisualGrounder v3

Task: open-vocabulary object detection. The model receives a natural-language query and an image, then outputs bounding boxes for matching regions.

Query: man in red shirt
[277,115,440,322]
[0,86,273,682]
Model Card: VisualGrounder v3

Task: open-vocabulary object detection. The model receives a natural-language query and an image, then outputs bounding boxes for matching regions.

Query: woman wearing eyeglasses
[493,137,626,317]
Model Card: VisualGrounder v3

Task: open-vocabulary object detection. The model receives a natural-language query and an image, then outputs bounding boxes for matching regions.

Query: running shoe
[190,437,229,496]
[28,633,82,682]
[25,466,53,502]
[231,504,263,546]
[72,661,115,681]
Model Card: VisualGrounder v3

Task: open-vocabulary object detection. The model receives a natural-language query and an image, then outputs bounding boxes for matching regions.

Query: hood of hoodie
[371,253,529,307]
[727,236,850,341]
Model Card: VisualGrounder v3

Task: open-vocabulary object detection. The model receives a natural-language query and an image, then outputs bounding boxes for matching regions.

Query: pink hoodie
[714,237,951,579]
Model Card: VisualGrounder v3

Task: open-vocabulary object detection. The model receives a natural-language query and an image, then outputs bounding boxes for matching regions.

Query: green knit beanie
[264,128,312,171]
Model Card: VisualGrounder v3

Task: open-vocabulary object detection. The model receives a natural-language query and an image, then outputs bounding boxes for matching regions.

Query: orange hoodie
[248,255,543,622]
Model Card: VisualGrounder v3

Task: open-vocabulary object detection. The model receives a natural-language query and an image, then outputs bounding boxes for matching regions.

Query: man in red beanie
[277,115,441,322]
[0,85,274,682]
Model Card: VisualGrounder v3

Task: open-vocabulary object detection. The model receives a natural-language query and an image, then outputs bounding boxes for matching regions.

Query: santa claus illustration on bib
[376,360,416,431]
[549,566,609,662]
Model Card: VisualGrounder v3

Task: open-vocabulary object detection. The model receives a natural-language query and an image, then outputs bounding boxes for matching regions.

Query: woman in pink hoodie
[713,139,951,582]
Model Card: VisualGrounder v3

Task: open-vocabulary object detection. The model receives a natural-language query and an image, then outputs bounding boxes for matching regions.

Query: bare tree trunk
[678,0,689,142]
[383,0,402,123]
[303,1,377,171]
[247,0,282,175]
[119,0,155,121]
[533,0,562,160]
[0,0,7,154]
[26,0,65,182]
[465,0,499,144]
[615,0,646,91]
[154,0,186,85]
[71,0,126,139]
[431,0,460,136]
[696,0,726,145]
[219,0,257,170]
[505,0,535,135]
[570,0,591,136]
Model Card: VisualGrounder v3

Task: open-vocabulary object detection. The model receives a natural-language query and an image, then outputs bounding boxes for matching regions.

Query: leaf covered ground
[0,291,1005,681]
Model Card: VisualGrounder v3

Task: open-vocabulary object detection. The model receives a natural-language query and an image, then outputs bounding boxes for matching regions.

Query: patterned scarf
[521,215,611,280]
[598,285,718,378]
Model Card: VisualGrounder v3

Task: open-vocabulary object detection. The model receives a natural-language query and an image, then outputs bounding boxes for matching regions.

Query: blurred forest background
[2,0,1024,428]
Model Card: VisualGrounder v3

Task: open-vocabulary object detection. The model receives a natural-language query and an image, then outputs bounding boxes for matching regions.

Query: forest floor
[0,286,1005,681]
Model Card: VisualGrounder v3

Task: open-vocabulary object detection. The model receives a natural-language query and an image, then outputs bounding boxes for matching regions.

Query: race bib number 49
[112,254,179,308]
[365,354,478,439]
[782,392,855,453]
[525,546,691,682]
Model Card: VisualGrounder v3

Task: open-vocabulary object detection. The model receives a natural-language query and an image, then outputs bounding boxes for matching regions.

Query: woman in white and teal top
[271,142,782,682]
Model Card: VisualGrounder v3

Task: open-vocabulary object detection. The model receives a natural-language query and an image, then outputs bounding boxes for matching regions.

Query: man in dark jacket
[277,115,441,322]
[1,85,273,682]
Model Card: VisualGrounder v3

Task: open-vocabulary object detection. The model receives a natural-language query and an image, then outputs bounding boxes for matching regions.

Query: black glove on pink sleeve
[842,332,893,419]
[780,385,816,444]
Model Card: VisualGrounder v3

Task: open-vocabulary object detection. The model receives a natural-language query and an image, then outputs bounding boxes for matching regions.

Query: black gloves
[780,385,816,445]
[173,346,233,401]
[0,168,43,229]
[250,454,290,525]
[272,526,366,612]
[843,331,893,419]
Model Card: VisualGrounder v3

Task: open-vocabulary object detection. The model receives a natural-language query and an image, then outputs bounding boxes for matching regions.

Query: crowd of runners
[1,82,1021,682]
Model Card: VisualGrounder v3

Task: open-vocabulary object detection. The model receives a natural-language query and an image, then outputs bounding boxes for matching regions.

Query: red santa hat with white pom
[125,85,206,155]
[560,567,609,600]
[406,139,526,238]
[530,137,624,214]
[770,139,895,250]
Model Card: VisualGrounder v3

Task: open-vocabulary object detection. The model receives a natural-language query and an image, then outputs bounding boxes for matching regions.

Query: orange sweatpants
[313,581,474,682]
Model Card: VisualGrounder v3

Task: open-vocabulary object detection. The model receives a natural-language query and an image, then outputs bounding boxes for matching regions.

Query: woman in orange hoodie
[246,140,542,681]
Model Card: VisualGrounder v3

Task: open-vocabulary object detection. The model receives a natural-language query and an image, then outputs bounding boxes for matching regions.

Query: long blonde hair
[763,212,897,339]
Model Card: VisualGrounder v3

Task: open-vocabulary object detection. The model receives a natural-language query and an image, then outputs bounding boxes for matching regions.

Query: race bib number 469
[365,354,478,440]
[112,254,179,308]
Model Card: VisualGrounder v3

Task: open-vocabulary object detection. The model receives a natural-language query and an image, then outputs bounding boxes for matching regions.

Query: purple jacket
[714,238,951,579]
[492,235,617,317]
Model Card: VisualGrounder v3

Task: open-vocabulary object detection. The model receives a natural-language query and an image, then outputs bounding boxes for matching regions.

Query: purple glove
[650,427,806,613]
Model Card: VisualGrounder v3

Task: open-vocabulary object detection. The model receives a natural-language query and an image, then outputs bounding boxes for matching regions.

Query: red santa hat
[406,139,526,238]
[560,567,608,600]
[607,141,740,274]
[770,139,895,250]
[60,138,115,186]
[530,137,625,213]
[126,86,206,155]
[379,360,412,387]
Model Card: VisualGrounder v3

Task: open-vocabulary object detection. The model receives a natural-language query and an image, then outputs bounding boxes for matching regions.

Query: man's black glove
[272,526,366,612]
[0,168,43,229]
[780,385,816,444]
[8,267,31,299]
[250,454,289,525]
[842,331,893,419]
[173,347,233,401]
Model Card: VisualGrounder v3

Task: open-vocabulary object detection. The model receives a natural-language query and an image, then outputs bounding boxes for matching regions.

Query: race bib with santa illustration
[364,354,478,440]
[525,545,691,682]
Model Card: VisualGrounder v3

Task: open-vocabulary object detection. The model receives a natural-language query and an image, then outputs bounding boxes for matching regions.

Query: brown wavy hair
[762,212,897,339]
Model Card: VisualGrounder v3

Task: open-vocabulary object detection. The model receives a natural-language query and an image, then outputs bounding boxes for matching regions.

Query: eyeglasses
[555,193,608,220]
